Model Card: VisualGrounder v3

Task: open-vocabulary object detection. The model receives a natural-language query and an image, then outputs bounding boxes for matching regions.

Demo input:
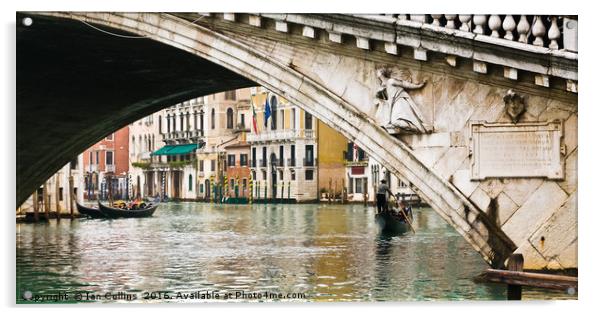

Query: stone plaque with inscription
[470,121,564,180]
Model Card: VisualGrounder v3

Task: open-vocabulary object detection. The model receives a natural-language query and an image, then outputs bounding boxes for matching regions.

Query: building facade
[82,127,129,200]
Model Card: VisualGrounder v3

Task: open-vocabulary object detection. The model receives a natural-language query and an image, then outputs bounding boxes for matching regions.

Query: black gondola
[98,202,158,218]
[76,202,106,218]
[375,211,410,235]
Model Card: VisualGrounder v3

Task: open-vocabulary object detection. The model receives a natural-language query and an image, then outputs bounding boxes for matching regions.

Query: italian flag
[251,99,259,134]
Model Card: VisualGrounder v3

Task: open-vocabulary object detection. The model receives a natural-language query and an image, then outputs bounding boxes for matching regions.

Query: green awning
[151,143,198,156]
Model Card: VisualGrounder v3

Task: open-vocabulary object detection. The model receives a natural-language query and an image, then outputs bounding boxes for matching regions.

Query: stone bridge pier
[17,12,577,270]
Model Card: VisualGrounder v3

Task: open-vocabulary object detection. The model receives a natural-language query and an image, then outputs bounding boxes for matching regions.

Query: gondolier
[376,179,394,214]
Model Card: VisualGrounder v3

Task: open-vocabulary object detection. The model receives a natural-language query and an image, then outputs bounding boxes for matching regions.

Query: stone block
[275,20,288,33]
[502,178,543,206]
[413,47,427,61]
[566,80,578,93]
[223,13,236,21]
[356,36,370,50]
[473,61,487,74]
[302,26,315,38]
[433,147,469,181]
[556,239,577,269]
[248,15,262,27]
[496,191,519,226]
[451,169,479,198]
[384,42,398,55]
[503,67,518,80]
[564,113,577,155]
[328,32,342,43]
[502,181,568,245]
[559,149,577,195]
[445,55,457,67]
[513,242,549,270]
[412,147,447,168]
[528,192,576,264]
[469,187,490,213]
[535,74,550,87]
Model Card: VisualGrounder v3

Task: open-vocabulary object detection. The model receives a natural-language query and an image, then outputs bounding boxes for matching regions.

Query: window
[172,115,176,132]
[291,108,296,129]
[159,115,162,133]
[227,154,236,167]
[199,160,204,171]
[106,151,114,165]
[188,174,193,191]
[180,114,184,131]
[240,154,248,166]
[291,170,296,181]
[211,108,215,129]
[226,108,234,129]
[242,179,247,192]
[167,115,171,133]
[279,170,283,181]
[199,183,204,193]
[355,178,365,194]
[106,133,113,141]
[240,113,245,128]
[304,145,314,166]
[59,187,64,201]
[280,109,284,129]
[230,178,235,189]
[211,159,216,171]
[186,112,191,131]
[89,151,93,164]
[305,170,314,180]
[252,147,256,166]
[225,90,236,100]
[262,170,266,180]
[305,112,313,130]
[279,146,284,166]
[252,171,256,180]
[200,112,204,131]
[270,95,278,130]
[193,111,197,130]
[95,152,99,165]
[70,158,78,170]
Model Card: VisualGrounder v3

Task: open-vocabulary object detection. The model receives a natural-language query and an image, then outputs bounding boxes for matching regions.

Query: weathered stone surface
[411,147,448,168]
[496,191,519,226]
[559,149,577,195]
[451,169,479,198]
[502,178,543,206]
[502,181,568,245]
[514,242,549,270]
[564,113,577,155]
[469,187,491,213]
[528,192,576,267]
[480,179,505,199]
[556,239,578,269]
[433,147,469,181]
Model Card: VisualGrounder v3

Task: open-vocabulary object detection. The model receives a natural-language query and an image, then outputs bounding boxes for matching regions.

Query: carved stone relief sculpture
[375,67,432,135]
[503,89,526,123]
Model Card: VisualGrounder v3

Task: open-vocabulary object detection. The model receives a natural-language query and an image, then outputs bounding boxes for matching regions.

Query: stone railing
[392,15,576,51]
[246,129,315,143]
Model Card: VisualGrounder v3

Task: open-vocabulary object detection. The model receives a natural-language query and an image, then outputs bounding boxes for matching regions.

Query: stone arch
[29,12,516,266]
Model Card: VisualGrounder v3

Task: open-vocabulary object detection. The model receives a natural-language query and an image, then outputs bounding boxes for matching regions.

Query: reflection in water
[16,203,574,302]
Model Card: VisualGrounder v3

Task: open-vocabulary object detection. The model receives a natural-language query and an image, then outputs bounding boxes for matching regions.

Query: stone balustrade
[395,14,575,51]
[246,129,315,143]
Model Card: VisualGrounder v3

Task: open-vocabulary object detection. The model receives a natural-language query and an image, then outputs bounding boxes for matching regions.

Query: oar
[392,196,416,234]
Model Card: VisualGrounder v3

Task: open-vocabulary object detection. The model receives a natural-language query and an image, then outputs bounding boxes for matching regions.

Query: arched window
[180,114,184,132]
[186,112,190,131]
[226,108,234,129]
[211,108,215,129]
[172,115,176,133]
[270,95,278,130]
[132,136,136,155]
[193,111,197,130]
[166,114,170,133]
[188,174,193,191]
[200,111,204,131]
[159,115,162,134]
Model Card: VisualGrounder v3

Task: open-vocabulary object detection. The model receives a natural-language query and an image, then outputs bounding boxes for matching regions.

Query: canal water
[16,203,574,302]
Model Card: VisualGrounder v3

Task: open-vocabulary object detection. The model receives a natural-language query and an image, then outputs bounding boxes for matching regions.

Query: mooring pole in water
[33,188,39,222]
[43,182,50,221]
[69,175,74,219]
[55,174,61,222]
[507,253,524,300]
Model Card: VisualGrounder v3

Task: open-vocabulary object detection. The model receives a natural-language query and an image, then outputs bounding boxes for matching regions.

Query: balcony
[303,158,317,167]
[106,164,115,173]
[246,129,316,143]
[162,130,204,142]
[287,158,296,167]
[259,159,267,168]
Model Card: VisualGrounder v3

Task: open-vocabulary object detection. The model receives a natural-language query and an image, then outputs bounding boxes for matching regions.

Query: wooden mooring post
[475,253,578,300]
[69,175,75,219]
[32,188,39,222]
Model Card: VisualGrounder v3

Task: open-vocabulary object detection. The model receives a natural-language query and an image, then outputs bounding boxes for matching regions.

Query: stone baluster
[502,15,516,40]
[473,15,487,34]
[532,15,546,46]
[488,15,502,37]
[431,14,442,26]
[410,14,427,23]
[517,15,530,43]
[444,15,457,29]
[548,16,561,49]
[459,15,471,31]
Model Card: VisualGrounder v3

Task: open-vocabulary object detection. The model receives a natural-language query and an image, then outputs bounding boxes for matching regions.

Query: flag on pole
[251,99,259,134]
[263,96,271,128]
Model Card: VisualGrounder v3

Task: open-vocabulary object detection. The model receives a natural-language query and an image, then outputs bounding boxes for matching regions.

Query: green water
[16,202,574,303]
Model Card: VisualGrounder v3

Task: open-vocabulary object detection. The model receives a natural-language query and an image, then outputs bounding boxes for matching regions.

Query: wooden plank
[476,268,577,291]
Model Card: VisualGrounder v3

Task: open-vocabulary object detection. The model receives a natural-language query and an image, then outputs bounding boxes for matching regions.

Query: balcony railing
[287,158,296,167]
[106,164,115,173]
[162,130,204,141]
[303,158,317,167]
[247,129,316,143]
[259,159,267,167]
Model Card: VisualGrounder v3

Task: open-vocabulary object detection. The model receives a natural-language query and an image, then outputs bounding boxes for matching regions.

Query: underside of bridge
[16,13,255,205]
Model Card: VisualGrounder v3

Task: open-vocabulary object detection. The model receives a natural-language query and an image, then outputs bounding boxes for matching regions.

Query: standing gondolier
[376,179,394,214]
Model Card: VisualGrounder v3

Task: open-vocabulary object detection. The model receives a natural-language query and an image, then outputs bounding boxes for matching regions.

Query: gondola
[76,202,106,218]
[98,201,158,218]
[375,211,410,235]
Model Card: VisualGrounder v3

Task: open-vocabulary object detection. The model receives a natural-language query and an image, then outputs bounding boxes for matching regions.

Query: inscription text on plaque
[470,121,564,180]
